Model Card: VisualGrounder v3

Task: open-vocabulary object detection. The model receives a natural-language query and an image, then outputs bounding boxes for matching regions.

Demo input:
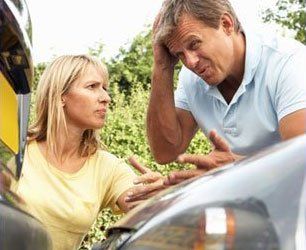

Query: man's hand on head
[152,13,178,69]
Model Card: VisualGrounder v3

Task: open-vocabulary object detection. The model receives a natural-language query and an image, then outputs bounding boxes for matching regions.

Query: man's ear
[220,13,235,35]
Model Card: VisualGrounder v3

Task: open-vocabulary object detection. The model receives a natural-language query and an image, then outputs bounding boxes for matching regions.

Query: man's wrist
[153,60,176,72]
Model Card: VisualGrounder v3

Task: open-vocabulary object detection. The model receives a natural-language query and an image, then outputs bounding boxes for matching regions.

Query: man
[147,0,306,184]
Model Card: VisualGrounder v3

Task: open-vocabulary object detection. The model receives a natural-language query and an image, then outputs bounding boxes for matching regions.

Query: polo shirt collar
[240,26,262,89]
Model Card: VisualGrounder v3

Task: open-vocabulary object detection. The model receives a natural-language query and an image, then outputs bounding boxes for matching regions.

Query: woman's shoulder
[93,149,125,168]
[24,140,39,155]
[26,139,36,148]
[90,150,135,180]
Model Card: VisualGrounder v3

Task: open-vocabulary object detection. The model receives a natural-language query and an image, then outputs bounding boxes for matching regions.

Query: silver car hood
[110,135,306,234]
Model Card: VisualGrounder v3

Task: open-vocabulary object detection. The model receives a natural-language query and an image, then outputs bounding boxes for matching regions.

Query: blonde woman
[15,55,164,250]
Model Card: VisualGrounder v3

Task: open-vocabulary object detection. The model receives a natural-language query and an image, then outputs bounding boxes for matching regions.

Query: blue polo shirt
[174,28,306,155]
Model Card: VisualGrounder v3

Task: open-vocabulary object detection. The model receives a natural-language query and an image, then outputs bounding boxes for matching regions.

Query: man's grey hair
[155,0,242,43]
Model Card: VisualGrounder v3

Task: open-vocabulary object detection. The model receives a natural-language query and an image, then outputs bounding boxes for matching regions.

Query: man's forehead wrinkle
[166,34,183,54]
[166,28,197,54]
[166,40,179,55]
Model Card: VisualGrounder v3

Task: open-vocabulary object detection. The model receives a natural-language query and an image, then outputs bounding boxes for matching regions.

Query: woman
[15,55,160,250]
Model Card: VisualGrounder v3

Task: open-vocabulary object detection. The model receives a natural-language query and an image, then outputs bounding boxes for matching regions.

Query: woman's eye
[87,84,96,89]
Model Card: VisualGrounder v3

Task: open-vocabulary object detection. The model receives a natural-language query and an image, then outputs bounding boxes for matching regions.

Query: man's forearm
[147,65,183,164]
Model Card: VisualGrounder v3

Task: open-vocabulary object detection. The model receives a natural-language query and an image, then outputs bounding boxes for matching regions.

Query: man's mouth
[198,66,211,78]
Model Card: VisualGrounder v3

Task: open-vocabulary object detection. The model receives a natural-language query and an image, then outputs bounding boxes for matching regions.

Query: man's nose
[184,51,199,70]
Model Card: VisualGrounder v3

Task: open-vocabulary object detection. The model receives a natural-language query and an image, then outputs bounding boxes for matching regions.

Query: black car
[0,0,52,249]
[94,135,306,250]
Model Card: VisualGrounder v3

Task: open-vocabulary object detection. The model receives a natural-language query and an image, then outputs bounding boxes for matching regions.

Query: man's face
[166,13,235,85]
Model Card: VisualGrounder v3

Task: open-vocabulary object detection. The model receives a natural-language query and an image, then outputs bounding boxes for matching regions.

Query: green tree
[106,27,182,96]
[107,28,153,94]
[33,62,47,90]
[88,41,106,62]
[263,0,306,44]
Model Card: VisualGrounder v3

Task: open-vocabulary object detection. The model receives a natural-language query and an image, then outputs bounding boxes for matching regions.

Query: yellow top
[15,140,136,250]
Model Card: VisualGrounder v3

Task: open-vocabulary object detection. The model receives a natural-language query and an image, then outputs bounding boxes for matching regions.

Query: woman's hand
[123,156,167,211]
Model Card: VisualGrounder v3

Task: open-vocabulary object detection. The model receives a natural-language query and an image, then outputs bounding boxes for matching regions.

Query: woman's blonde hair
[28,54,109,157]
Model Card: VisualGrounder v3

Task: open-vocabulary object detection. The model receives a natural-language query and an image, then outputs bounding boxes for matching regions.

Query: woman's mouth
[95,109,107,116]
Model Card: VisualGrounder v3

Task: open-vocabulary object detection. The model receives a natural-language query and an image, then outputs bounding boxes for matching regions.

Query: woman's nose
[98,89,111,103]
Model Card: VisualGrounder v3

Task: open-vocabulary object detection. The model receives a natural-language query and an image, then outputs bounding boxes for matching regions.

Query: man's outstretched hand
[164,130,242,185]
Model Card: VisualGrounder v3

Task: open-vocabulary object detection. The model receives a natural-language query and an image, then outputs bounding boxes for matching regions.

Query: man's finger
[177,154,213,169]
[128,156,151,174]
[209,129,230,152]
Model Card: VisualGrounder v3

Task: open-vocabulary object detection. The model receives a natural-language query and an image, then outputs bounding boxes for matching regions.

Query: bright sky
[26,0,277,64]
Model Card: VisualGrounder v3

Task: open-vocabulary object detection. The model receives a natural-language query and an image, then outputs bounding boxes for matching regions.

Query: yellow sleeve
[103,158,136,213]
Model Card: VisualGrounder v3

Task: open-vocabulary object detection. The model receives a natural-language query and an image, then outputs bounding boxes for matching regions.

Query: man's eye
[191,40,200,49]
[175,52,184,59]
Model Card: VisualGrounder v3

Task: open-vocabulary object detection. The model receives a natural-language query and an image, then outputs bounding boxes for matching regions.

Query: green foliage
[107,28,153,93]
[0,142,14,165]
[33,62,47,91]
[263,0,306,44]
[88,41,106,62]
[106,28,182,95]
[101,82,211,176]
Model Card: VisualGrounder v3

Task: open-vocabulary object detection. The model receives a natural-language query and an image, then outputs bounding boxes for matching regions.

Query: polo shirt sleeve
[174,67,191,111]
[274,49,306,121]
[102,156,136,213]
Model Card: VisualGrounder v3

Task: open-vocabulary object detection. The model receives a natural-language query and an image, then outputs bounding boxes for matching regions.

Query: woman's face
[62,65,111,130]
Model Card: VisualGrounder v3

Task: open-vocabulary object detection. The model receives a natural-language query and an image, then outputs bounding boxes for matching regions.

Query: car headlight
[123,198,279,250]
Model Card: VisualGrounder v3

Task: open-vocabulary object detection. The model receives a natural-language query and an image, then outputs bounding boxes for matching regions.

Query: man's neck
[218,31,246,104]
